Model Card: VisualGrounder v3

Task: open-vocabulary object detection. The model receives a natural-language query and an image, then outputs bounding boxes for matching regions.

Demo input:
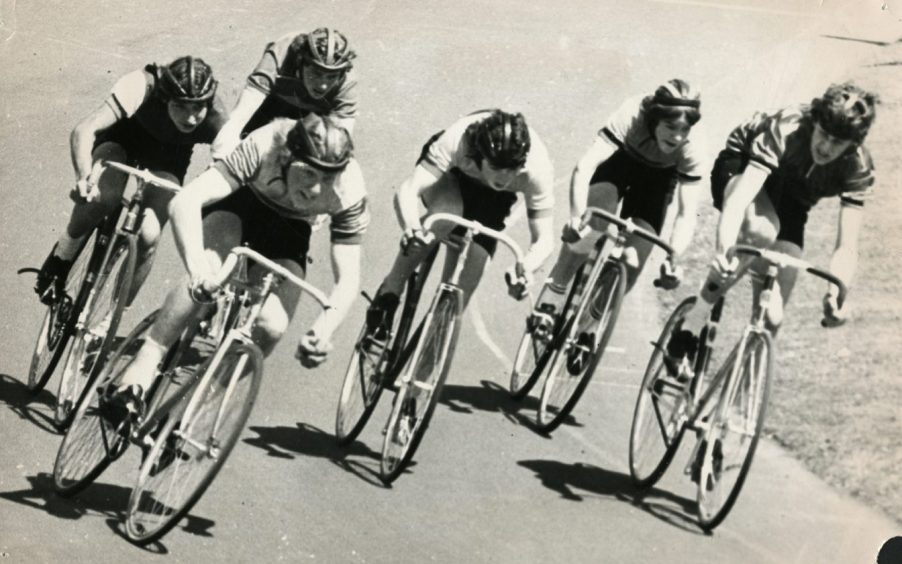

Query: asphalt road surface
[1,0,899,561]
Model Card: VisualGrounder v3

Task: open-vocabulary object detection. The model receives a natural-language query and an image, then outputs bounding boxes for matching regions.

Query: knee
[138,215,163,251]
[566,228,604,255]
[740,213,779,248]
[771,239,802,258]
[253,303,290,349]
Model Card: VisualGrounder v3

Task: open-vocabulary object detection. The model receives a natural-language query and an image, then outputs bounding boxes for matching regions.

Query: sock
[54,232,87,262]
[117,336,168,390]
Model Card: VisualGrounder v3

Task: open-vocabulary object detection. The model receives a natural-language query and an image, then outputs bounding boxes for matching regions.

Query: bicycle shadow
[0,473,216,551]
[439,380,583,435]
[517,459,705,535]
[0,373,60,434]
[243,422,387,487]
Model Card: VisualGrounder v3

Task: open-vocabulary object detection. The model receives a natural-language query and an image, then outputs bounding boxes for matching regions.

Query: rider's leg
[126,176,179,305]
[377,174,462,299]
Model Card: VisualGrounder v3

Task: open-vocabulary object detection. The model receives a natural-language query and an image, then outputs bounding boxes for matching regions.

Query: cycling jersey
[724,105,875,207]
[99,65,227,180]
[419,111,555,219]
[247,31,358,121]
[214,119,368,244]
[599,95,708,183]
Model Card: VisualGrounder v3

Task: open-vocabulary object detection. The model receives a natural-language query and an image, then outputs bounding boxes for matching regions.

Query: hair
[641,78,702,129]
[809,82,878,144]
[285,113,353,172]
[465,110,531,169]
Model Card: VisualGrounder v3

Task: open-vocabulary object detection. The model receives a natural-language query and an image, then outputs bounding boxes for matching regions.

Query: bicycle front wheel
[52,311,156,496]
[56,236,136,428]
[125,341,264,545]
[26,228,98,394]
[380,291,461,484]
[628,297,696,488]
[335,323,390,444]
[537,261,626,433]
[696,330,773,531]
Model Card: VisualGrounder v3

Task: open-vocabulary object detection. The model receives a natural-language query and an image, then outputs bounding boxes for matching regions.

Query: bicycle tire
[509,265,586,400]
[537,260,627,433]
[628,296,697,488]
[335,248,437,444]
[26,228,100,394]
[125,341,264,545]
[56,236,136,428]
[696,330,773,531]
[380,290,461,484]
[52,310,157,497]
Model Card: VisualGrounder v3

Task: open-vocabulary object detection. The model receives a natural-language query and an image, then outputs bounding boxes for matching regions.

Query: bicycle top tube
[730,244,847,305]
[212,247,332,310]
[103,161,182,193]
[423,212,526,265]
[580,207,674,256]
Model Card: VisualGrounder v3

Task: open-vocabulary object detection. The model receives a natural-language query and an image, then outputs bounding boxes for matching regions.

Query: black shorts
[242,96,305,137]
[589,148,677,234]
[710,150,811,248]
[418,132,518,255]
[202,187,312,313]
[94,120,194,183]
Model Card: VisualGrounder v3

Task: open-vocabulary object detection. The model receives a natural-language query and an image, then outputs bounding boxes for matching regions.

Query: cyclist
[365,109,556,333]
[105,113,367,419]
[212,27,357,158]
[33,56,227,310]
[531,79,707,329]
[668,81,878,361]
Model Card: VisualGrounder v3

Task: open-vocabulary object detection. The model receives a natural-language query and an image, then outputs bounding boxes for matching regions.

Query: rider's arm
[828,202,864,297]
[393,164,440,232]
[309,242,361,342]
[69,103,119,182]
[569,138,617,220]
[210,86,268,160]
[716,164,769,255]
[168,168,239,280]
[668,181,702,259]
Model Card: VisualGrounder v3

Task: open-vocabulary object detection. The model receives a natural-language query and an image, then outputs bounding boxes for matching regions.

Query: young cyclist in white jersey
[103,114,367,421]
[365,109,557,333]
[531,79,707,328]
[33,56,227,307]
[213,27,357,158]
[668,82,879,362]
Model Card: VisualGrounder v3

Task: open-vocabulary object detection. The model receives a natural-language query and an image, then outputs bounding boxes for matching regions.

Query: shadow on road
[439,380,583,435]
[517,459,706,535]
[244,422,387,487]
[0,373,60,434]
[0,473,216,550]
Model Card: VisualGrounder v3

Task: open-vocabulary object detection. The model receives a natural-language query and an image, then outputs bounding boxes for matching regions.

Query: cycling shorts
[589,148,678,234]
[711,150,810,248]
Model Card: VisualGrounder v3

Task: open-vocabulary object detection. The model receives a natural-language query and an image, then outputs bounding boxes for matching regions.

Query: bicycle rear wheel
[125,341,263,545]
[537,261,627,433]
[335,250,435,444]
[628,297,696,488]
[380,290,461,484]
[26,228,99,394]
[52,311,157,496]
[56,236,136,428]
[696,330,772,531]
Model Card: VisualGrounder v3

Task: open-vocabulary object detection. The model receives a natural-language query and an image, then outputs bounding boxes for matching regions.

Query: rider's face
[480,161,520,190]
[301,64,344,100]
[167,100,208,133]
[285,161,333,205]
[810,123,854,165]
[654,117,692,154]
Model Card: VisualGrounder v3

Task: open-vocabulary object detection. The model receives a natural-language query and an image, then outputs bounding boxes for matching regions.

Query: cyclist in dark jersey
[669,82,878,360]
[34,56,227,307]
[212,27,357,158]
